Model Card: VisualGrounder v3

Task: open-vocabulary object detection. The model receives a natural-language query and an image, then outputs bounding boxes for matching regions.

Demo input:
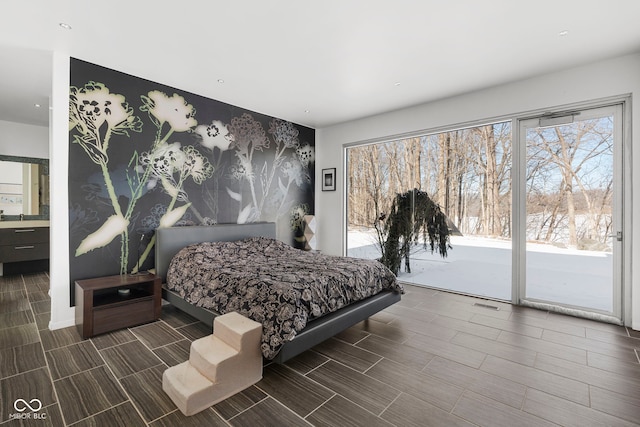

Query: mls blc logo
[10,398,47,420]
[14,398,42,412]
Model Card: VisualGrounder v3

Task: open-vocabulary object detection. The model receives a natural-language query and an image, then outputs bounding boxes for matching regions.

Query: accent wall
[68,58,315,299]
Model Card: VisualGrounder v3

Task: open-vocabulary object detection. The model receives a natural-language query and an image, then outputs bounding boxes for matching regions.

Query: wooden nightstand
[75,273,161,339]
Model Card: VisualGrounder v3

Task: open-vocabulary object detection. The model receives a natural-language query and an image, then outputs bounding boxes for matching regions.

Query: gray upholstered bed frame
[155,222,401,364]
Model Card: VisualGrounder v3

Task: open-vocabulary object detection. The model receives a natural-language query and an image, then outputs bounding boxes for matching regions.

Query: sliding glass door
[517,105,622,320]
[345,102,624,322]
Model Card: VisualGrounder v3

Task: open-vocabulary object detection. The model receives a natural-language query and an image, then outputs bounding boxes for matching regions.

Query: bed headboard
[155,222,277,282]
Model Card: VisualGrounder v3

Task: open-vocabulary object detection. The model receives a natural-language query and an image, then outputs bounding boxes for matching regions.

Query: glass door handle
[607,232,622,241]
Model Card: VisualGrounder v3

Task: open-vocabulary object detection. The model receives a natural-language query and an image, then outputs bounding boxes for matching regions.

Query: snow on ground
[347,228,613,312]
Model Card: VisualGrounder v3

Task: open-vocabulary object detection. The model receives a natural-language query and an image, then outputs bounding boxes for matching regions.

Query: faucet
[0,210,3,221]
[19,213,24,221]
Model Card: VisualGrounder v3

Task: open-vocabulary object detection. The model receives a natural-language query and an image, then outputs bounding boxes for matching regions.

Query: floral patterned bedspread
[166,236,403,359]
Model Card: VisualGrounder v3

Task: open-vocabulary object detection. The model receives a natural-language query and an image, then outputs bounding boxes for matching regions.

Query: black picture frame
[322,168,336,191]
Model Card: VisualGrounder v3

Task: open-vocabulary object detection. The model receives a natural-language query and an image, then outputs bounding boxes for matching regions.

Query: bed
[155,222,402,363]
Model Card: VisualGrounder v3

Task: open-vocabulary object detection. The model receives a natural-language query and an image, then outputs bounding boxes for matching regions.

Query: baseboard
[48,317,75,330]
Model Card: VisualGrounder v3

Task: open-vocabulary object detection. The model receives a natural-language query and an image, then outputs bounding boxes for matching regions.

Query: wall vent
[473,303,500,311]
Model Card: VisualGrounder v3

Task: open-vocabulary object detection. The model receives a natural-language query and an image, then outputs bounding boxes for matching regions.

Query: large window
[346,122,513,300]
[346,102,624,322]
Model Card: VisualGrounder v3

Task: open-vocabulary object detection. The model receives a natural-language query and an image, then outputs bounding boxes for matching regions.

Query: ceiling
[2,1,640,129]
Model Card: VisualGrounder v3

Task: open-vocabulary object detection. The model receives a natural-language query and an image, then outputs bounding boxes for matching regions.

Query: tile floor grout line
[146,408,180,426]
[362,355,383,375]
[352,333,372,346]
[268,361,368,423]
[520,386,533,412]
[132,318,194,347]
[302,392,337,421]
[64,401,134,427]
[26,273,69,427]
[210,406,234,426]
[322,386,401,425]
[326,355,405,401]
[377,391,401,419]
[88,330,153,426]
[301,354,330,376]
[40,334,87,354]
[226,388,270,422]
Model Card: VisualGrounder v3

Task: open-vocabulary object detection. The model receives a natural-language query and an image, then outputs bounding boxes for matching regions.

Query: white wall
[0,119,48,158]
[316,53,640,330]
[49,51,74,329]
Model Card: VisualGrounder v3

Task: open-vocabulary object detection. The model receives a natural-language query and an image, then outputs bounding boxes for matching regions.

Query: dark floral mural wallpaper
[68,58,315,296]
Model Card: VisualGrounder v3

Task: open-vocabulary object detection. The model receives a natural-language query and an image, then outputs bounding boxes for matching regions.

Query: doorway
[516,104,623,322]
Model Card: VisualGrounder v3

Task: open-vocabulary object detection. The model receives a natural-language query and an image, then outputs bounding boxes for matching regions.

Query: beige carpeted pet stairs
[162,311,263,416]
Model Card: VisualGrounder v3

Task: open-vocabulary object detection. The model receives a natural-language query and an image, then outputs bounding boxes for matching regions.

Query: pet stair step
[163,311,264,416]
[213,311,263,352]
[162,361,216,416]
[189,335,238,383]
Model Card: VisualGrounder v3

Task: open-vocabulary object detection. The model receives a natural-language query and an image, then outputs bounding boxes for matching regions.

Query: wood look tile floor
[1,273,640,426]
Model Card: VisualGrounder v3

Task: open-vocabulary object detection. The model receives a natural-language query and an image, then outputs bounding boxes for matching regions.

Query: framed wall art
[322,168,336,191]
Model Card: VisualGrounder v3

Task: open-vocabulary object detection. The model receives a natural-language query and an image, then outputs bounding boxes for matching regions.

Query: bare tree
[527,118,613,248]
[347,121,538,260]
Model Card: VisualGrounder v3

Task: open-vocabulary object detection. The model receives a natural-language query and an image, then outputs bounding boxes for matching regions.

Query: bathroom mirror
[0,154,49,220]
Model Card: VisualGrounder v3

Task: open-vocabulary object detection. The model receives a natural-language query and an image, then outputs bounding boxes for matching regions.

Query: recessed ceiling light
[558,30,569,36]
[59,22,72,30]
[34,103,41,108]
[394,82,401,86]
[304,109,310,113]
[217,79,224,84]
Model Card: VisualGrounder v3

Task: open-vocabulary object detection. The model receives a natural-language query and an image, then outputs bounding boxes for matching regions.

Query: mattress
[166,236,403,359]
